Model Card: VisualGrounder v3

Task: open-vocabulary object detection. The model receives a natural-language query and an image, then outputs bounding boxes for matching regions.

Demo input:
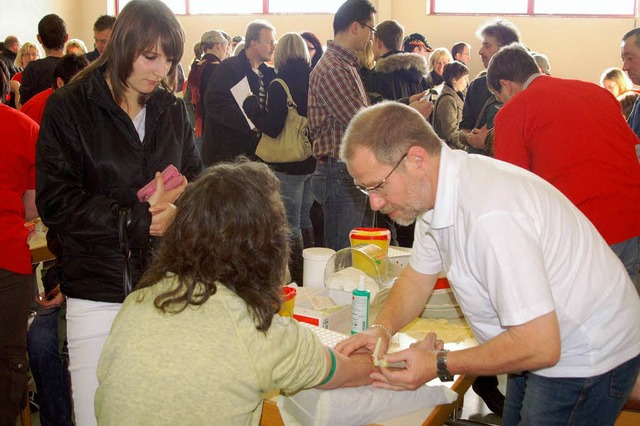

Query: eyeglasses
[355,153,407,195]
[361,23,377,34]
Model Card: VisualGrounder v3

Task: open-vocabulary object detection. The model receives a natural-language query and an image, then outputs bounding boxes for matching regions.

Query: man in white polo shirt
[335,101,640,425]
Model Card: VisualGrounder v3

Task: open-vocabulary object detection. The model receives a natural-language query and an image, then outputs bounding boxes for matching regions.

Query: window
[431,0,636,17]
[534,0,635,16]
[267,0,345,14]
[433,0,528,15]
[116,0,345,15]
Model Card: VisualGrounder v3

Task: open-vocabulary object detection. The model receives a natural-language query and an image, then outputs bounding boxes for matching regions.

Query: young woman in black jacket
[35,1,201,424]
[243,33,314,285]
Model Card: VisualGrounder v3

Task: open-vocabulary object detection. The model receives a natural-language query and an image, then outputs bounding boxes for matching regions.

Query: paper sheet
[230,76,256,129]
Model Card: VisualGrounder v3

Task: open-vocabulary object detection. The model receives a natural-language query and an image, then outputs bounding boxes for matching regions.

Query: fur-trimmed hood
[373,51,428,81]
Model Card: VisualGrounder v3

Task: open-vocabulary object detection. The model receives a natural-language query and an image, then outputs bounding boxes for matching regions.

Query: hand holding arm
[335,266,438,357]
[371,311,561,391]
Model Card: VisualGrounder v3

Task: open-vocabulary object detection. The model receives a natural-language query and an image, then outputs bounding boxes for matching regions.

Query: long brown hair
[74,0,184,107]
[136,159,290,332]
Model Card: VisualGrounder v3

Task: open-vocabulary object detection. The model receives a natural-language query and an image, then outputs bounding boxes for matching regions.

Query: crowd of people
[1,0,639,424]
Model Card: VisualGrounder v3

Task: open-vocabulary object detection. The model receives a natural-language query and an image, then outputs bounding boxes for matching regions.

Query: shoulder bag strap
[271,78,297,110]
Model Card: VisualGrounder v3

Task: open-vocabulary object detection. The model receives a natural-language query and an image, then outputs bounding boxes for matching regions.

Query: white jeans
[66,297,121,426]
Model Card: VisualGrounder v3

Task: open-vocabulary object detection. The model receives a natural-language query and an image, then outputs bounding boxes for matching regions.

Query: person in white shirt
[335,101,640,425]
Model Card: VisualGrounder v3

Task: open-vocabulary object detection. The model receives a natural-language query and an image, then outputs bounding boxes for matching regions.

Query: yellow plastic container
[349,228,391,276]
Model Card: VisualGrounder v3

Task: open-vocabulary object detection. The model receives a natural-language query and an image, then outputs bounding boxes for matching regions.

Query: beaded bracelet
[369,323,393,341]
[318,348,337,386]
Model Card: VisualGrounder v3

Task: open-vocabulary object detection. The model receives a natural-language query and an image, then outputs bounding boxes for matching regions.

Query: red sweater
[21,87,54,124]
[0,105,39,274]
[494,75,640,245]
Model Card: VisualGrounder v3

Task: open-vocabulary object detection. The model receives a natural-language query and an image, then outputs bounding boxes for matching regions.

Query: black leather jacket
[36,65,202,303]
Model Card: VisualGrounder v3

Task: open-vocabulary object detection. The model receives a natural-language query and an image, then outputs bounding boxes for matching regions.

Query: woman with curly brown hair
[95,160,375,425]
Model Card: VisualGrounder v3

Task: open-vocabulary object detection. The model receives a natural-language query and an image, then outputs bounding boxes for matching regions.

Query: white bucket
[303,247,336,288]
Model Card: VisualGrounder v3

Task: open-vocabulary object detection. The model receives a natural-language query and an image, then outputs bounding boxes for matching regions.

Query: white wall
[1,0,639,84]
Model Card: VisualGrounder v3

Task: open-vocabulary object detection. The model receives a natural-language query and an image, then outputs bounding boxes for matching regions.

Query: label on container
[351,294,370,334]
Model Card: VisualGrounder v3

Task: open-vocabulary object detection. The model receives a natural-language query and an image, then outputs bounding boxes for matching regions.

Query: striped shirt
[308,41,370,159]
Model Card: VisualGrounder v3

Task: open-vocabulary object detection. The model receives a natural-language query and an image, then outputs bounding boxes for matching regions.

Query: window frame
[115,0,341,15]
[429,0,637,18]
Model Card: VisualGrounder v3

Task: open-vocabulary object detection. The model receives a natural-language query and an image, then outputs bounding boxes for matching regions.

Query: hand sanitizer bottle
[351,275,370,334]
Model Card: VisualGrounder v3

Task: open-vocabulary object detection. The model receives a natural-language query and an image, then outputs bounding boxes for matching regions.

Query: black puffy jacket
[364,50,431,103]
[36,65,202,303]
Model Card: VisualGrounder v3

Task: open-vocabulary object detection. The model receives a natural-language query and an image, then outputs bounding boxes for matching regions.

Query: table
[259,317,477,426]
[27,220,55,263]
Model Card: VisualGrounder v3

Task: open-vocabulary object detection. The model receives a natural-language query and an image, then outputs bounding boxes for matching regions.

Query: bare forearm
[373,268,438,335]
[448,311,561,376]
[318,352,376,389]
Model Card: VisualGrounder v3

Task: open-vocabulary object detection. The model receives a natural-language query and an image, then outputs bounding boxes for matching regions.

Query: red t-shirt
[494,76,640,245]
[21,88,54,125]
[0,104,39,274]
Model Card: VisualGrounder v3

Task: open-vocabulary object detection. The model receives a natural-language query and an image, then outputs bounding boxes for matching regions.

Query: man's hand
[334,326,390,357]
[409,98,434,120]
[370,332,441,391]
[468,124,489,149]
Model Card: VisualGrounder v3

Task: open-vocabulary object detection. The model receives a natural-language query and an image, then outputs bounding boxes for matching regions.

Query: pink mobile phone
[137,165,183,202]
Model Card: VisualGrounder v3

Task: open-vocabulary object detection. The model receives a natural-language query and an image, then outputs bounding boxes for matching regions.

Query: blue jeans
[610,236,640,294]
[312,158,373,250]
[503,353,640,425]
[275,172,313,240]
[27,306,73,426]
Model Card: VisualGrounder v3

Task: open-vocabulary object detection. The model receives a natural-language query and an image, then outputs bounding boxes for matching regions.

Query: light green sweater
[95,276,327,425]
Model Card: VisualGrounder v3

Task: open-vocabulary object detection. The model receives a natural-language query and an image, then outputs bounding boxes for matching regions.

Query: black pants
[0,269,31,426]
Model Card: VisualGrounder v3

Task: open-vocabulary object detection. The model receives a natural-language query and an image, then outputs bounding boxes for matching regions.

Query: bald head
[341,101,442,166]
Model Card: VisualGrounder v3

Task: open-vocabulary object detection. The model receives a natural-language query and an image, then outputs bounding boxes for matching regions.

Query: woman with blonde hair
[8,42,39,106]
[427,47,453,87]
[243,32,314,285]
[36,1,201,423]
[600,67,632,98]
[63,38,88,56]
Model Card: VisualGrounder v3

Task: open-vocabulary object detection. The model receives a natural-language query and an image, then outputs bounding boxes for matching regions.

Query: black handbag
[118,208,133,296]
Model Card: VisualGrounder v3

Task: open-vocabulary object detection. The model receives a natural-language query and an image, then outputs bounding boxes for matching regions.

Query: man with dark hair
[20,53,88,426]
[21,53,88,124]
[308,0,378,251]
[365,20,431,102]
[201,20,276,165]
[19,14,68,106]
[451,41,470,65]
[621,27,640,160]
[458,19,519,156]
[86,15,116,62]
[337,100,640,426]
[489,43,640,292]
[363,19,432,248]
[0,35,20,77]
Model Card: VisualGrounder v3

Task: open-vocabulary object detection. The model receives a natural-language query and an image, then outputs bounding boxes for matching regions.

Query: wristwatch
[436,349,454,382]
